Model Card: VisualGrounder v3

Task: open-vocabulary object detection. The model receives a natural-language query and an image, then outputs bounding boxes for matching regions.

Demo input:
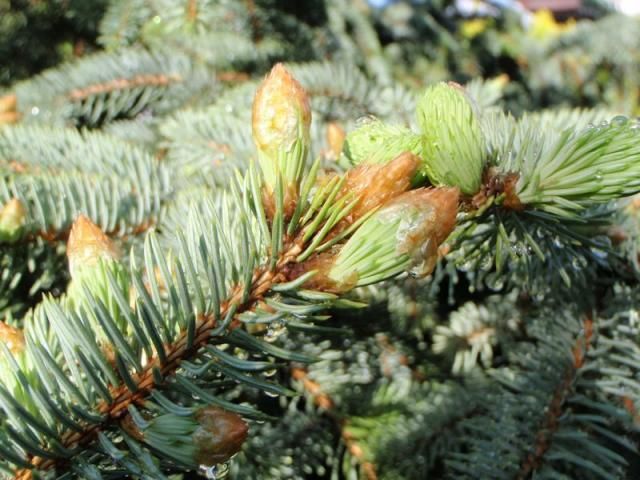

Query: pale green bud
[328,187,459,290]
[344,117,422,170]
[417,82,486,195]
[0,319,38,418]
[65,215,129,336]
[252,63,311,202]
[0,198,26,243]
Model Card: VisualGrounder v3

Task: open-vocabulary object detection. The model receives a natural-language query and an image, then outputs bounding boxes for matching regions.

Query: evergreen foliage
[2,1,640,479]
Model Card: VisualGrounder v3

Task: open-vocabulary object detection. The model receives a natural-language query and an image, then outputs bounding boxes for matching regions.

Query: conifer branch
[4,64,462,478]
[14,241,303,479]
[4,6,640,478]
[292,367,379,480]
[67,73,183,101]
[516,316,594,480]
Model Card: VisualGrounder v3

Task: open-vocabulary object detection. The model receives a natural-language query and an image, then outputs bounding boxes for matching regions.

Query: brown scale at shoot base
[289,184,460,293]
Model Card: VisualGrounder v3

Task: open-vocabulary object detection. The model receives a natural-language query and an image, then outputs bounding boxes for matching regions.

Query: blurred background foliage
[0,0,108,85]
[3,0,639,114]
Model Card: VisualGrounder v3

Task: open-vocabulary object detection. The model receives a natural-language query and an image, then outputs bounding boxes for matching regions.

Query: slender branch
[516,316,594,480]
[468,167,523,211]
[13,242,303,479]
[20,217,156,245]
[291,367,378,480]
[621,395,640,424]
[216,71,251,84]
[186,0,198,22]
[68,74,183,101]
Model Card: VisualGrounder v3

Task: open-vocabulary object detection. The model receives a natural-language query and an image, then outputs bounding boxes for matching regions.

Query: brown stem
[20,218,155,246]
[467,167,524,212]
[13,243,303,479]
[68,74,182,102]
[516,316,594,480]
[291,367,378,480]
[186,0,198,22]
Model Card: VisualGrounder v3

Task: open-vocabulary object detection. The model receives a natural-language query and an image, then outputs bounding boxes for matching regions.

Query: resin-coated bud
[0,198,26,243]
[252,63,311,200]
[327,187,459,290]
[0,94,19,126]
[341,151,420,222]
[417,82,485,195]
[0,321,25,355]
[141,406,249,467]
[326,122,346,159]
[193,406,249,466]
[67,215,119,278]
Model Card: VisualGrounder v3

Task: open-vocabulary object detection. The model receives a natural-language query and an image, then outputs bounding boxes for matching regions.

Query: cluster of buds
[135,406,249,467]
[0,198,26,243]
[343,82,486,195]
[0,94,19,126]
[249,66,468,289]
[252,63,311,217]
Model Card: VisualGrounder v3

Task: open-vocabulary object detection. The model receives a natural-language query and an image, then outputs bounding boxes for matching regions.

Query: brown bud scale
[193,407,249,466]
[67,215,119,277]
[0,321,25,354]
[341,151,419,222]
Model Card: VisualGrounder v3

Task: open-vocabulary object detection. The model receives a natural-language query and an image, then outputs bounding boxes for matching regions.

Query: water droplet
[595,169,603,181]
[153,15,162,24]
[571,257,583,271]
[510,244,531,256]
[611,115,628,127]
[30,106,40,116]
[591,248,608,262]
[199,465,217,479]
[263,368,277,378]
[199,463,230,479]
[485,272,505,291]
[599,120,610,128]
[264,319,286,343]
[355,115,377,128]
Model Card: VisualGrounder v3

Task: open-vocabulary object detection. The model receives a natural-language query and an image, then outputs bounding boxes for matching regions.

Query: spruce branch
[507,116,640,216]
[5,6,640,477]
[12,48,211,127]
[0,124,168,238]
[447,303,640,479]
[292,367,379,480]
[516,316,595,479]
[1,64,460,479]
